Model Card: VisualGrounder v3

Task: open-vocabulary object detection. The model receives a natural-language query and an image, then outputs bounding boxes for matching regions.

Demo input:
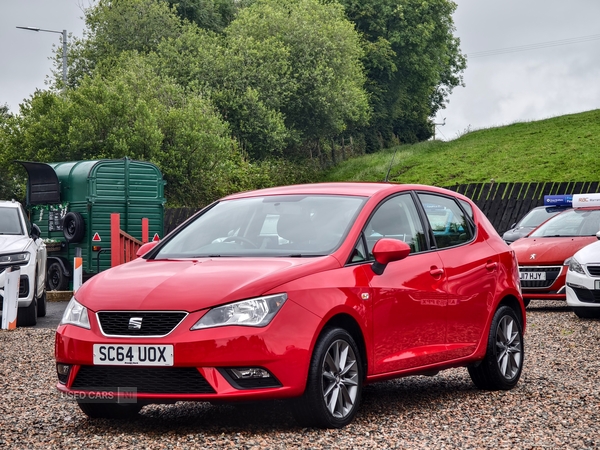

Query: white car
[566,232,600,318]
[0,200,47,326]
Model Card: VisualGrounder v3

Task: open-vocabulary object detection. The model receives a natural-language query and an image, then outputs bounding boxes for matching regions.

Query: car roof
[222,182,457,200]
[0,200,21,208]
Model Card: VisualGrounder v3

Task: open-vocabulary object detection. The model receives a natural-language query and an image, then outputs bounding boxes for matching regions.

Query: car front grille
[71,366,216,394]
[519,266,562,289]
[586,265,600,277]
[571,287,600,304]
[97,311,187,337]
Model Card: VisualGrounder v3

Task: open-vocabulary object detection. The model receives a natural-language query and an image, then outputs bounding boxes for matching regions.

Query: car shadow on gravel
[71,371,480,433]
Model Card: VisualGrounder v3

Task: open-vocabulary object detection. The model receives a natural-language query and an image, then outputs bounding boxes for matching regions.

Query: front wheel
[17,297,37,327]
[292,327,363,428]
[468,305,524,390]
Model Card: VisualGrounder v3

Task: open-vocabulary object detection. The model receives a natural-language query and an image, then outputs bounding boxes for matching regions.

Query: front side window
[418,193,473,249]
[362,193,426,258]
[0,207,24,235]
[154,195,366,258]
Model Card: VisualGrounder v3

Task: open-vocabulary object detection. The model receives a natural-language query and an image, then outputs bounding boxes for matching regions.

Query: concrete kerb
[47,291,73,302]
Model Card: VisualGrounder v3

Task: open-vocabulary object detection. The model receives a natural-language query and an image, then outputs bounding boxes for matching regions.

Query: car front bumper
[0,262,34,308]
[566,270,600,309]
[55,299,320,403]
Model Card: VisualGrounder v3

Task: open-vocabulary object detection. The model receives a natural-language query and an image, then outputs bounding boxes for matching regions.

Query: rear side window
[418,194,473,249]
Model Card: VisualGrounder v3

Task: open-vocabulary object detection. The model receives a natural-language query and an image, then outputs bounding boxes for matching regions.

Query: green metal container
[21,158,165,290]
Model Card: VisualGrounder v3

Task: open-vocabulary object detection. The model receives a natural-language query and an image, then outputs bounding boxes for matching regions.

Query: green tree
[164,0,238,32]
[227,0,370,151]
[338,0,466,149]
[63,0,183,88]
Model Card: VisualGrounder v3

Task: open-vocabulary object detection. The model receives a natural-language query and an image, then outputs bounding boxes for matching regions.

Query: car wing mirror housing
[596,231,600,240]
[31,223,41,240]
[137,241,158,257]
[371,238,411,275]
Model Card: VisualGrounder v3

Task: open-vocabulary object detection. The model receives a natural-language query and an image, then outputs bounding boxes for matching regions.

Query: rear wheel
[17,297,37,327]
[292,327,363,428]
[77,401,142,419]
[468,305,524,390]
[572,307,600,319]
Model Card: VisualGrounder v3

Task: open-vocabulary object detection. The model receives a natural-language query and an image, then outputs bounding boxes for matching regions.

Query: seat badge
[128,317,143,330]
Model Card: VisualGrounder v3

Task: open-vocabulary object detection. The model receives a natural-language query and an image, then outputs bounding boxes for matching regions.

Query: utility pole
[433,118,446,140]
[17,26,68,86]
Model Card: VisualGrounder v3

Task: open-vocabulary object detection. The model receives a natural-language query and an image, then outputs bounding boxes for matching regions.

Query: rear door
[417,193,498,359]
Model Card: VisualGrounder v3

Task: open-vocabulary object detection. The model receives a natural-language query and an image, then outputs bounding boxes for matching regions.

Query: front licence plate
[93,344,173,366]
[520,271,546,281]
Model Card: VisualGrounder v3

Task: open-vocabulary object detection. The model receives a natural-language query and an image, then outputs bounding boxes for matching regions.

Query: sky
[1,0,600,141]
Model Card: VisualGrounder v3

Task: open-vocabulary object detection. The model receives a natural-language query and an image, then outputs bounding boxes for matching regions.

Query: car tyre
[37,289,47,317]
[291,327,363,429]
[17,297,37,327]
[47,261,69,291]
[468,305,524,390]
[63,212,85,243]
[572,307,600,319]
[77,401,142,419]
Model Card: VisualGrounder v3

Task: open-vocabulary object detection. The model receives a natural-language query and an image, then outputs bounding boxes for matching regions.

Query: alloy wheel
[495,315,522,380]
[321,339,359,419]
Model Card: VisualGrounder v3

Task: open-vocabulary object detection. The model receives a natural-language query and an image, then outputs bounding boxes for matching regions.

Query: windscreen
[517,207,564,228]
[529,209,600,237]
[0,207,23,235]
[154,195,366,258]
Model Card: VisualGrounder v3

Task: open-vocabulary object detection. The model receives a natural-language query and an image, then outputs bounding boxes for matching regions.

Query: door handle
[429,267,444,277]
[486,262,498,271]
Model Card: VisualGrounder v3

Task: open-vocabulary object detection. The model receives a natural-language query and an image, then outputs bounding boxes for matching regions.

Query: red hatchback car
[55,183,525,428]
[511,194,600,304]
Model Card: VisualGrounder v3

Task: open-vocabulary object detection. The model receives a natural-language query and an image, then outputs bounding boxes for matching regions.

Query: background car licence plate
[520,272,546,281]
[93,344,173,366]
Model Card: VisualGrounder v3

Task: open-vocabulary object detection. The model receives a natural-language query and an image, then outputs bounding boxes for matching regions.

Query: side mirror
[510,223,517,229]
[31,223,41,240]
[136,241,158,257]
[371,238,411,275]
[596,231,600,240]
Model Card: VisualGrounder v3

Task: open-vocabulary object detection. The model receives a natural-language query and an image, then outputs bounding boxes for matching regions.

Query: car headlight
[60,298,91,329]
[0,252,30,266]
[566,257,585,274]
[191,293,287,330]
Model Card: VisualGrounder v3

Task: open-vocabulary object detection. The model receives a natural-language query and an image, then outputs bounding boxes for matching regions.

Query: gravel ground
[1,300,599,449]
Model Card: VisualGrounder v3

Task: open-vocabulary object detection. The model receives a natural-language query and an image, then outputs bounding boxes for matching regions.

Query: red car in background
[512,194,600,304]
[55,183,524,428]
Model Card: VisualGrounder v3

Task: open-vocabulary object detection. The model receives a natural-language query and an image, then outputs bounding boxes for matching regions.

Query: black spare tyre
[63,212,85,243]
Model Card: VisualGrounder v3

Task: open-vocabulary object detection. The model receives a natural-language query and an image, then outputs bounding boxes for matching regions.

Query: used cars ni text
[55,183,525,428]
[511,193,600,305]
[0,199,47,326]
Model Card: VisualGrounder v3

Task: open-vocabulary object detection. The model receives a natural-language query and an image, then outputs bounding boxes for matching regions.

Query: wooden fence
[445,181,600,234]
[163,181,600,237]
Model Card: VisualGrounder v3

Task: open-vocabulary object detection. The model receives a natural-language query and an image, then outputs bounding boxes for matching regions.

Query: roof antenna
[383,147,398,182]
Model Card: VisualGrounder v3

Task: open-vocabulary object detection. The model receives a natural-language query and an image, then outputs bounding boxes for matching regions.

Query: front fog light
[229,368,272,379]
[56,363,71,384]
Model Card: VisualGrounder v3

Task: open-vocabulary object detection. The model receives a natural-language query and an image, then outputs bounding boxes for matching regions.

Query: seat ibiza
[55,183,525,428]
